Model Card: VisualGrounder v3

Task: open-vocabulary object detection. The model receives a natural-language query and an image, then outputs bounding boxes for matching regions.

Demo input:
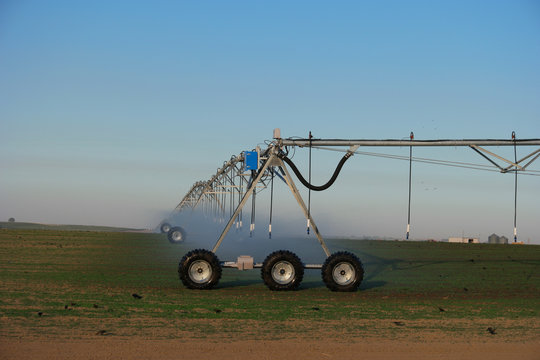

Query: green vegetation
[0,221,143,232]
[0,228,538,340]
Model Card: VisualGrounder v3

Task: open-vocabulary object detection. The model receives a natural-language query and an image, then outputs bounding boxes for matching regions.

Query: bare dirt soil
[1,337,539,360]
[1,318,539,360]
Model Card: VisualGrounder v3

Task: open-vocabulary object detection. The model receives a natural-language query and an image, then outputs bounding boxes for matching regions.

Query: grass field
[0,221,143,232]
[0,228,539,342]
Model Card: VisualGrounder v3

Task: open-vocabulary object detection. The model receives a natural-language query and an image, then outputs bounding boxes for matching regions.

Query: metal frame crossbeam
[280,137,540,174]
[280,138,540,147]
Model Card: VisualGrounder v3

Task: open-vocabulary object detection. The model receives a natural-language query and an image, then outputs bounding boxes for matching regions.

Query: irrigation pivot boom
[280,137,540,174]
[169,130,540,292]
[158,153,260,242]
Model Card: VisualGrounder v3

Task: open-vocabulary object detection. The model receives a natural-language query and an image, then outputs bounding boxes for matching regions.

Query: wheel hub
[271,261,295,285]
[332,262,355,285]
[189,260,212,283]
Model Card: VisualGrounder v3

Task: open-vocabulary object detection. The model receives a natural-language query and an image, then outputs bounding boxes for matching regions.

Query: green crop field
[0,228,539,341]
[0,221,142,232]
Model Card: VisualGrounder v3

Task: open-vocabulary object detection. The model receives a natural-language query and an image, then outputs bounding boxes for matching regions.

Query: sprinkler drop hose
[279,152,353,191]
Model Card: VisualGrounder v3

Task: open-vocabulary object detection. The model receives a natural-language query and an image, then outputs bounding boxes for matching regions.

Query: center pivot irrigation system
[159,129,540,292]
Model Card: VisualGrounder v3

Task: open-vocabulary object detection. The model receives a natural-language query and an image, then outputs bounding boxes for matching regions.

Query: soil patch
[1,338,539,360]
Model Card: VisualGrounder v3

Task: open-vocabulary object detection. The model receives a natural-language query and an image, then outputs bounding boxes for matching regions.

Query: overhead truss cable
[309,146,540,176]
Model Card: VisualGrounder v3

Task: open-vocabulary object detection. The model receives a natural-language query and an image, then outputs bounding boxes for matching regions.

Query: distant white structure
[448,237,479,244]
[488,234,509,244]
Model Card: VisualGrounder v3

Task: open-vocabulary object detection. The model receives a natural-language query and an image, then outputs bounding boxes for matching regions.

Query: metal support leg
[211,154,275,253]
[211,153,331,258]
[279,160,331,257]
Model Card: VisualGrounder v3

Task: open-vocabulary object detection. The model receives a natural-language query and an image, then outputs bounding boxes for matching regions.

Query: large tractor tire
[160,222,172,233]
[167,227,186,244]
[321,251,364,292]
[178,249,222,290]
[261,250,304,291]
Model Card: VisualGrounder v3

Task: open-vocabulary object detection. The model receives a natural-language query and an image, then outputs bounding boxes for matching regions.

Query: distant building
[488,234,508,244]
[448,237,479,244]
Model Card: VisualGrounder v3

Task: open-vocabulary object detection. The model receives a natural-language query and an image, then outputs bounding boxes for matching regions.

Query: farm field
[0,227,539,359]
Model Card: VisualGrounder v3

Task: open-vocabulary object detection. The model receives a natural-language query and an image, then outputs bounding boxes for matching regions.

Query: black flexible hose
[279,152,353,191]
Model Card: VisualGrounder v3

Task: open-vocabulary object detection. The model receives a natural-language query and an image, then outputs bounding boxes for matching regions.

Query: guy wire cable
[311,146,540,176]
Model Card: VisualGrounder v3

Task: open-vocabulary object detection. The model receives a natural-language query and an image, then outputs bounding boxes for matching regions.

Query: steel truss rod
[300,145,540,175]
[313,146,493,168]
[173,181,208,212]
[280,137,540,175]
[193,159,239,209]
[503,149,540,172]
[169,153,256,221]
[470,145,525,171]
[311,145,540,176]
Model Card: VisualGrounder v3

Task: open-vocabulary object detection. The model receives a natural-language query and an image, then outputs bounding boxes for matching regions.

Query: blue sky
[1,1,539,242]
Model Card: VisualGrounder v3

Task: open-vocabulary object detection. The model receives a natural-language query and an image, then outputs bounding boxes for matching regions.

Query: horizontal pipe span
[280,138,540,147]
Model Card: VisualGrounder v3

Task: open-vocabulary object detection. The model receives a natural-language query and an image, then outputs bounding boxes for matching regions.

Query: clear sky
[1,1,539,243]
